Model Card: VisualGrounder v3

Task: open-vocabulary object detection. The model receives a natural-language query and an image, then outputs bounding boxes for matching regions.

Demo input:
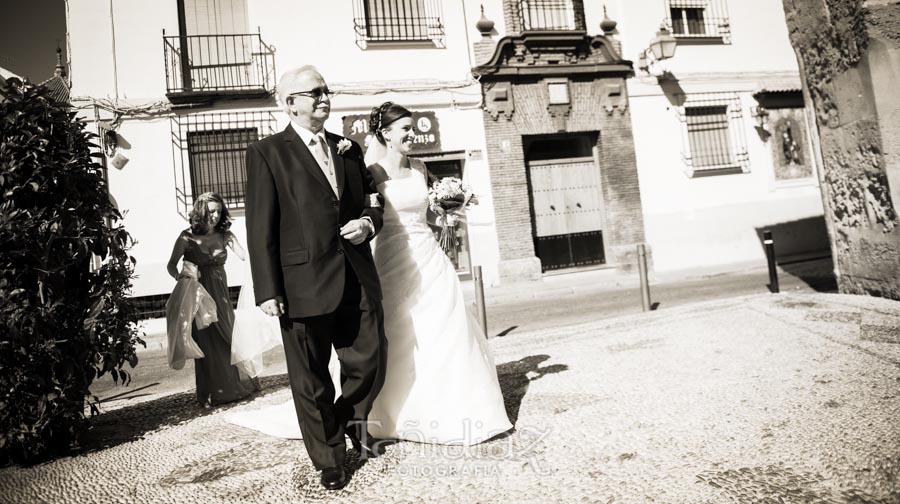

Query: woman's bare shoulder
[410,158,434,184]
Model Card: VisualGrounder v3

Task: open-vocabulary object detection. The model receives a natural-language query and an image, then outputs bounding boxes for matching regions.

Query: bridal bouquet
[428,177,477,254]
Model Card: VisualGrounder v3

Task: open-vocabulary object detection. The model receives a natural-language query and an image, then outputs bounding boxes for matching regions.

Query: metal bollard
[763,230,779,293]
[637,244,652,312]
[473,266,489,335]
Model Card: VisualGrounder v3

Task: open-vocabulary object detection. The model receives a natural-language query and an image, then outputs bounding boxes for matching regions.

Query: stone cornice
[473,31,633,81]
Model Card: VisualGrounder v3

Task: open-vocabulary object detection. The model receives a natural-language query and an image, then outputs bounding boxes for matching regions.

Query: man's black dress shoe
[320,466,348,490]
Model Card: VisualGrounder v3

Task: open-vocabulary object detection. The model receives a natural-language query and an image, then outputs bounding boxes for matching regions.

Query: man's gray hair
[276,65,322,112]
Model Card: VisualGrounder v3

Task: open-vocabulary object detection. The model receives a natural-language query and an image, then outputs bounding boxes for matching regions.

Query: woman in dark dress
[166,192,259,407]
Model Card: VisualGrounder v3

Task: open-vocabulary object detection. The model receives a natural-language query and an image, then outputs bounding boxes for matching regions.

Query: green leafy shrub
[0,79,144,465]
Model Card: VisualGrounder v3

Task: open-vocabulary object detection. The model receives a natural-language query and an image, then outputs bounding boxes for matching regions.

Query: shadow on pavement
[779,256,838,292]
[66,355,569,462]
[495,326,518,337]
[97,382,161,403]
[81,373,292,455]
[496,355,568,425]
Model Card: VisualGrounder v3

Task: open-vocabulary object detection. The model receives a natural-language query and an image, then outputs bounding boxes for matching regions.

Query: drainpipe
[64,0,73,88]
[109,0,119,100]
[460,0,474,72]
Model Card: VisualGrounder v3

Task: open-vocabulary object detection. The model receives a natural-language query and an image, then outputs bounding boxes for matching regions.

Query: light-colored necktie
[311,135,338,196]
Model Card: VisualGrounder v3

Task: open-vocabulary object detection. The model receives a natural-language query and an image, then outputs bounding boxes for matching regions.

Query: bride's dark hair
[369,102,412,145]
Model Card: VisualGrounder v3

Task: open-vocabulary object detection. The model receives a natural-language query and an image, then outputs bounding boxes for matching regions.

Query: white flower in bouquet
[427,177,477,254]
[428,177,477,214]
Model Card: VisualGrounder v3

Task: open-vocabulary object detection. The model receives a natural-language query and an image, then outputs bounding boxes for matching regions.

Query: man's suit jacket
[245,125,384,318]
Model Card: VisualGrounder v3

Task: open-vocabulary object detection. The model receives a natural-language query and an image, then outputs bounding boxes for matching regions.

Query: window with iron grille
[677,93,749,176]
[187,128,257,207]
[352,0,445,48]
[519,0,577,31]
[171,110,279,218]
[665,0,731,43]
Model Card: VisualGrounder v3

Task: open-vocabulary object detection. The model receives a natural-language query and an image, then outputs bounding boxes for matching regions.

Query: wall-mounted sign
[342,111,442,153]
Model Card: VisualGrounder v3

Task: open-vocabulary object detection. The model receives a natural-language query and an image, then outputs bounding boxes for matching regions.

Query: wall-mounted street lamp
[752,105,771,141]
[637,23,678,78]
[99,120,129,169]
[103,129,119,157]
[753,106,770,129]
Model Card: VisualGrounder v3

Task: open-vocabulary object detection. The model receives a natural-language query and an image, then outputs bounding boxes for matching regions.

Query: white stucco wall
[67,0,503,295]
[616,0,827,271]
[70,1,481,102]
[101,98,499,297]
[629,87,825,272]
[69,0,827,289]
[605,0,801,75]
[68,0,178,100]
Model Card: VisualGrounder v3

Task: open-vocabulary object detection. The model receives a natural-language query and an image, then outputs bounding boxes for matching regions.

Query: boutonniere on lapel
[336,138,352,155]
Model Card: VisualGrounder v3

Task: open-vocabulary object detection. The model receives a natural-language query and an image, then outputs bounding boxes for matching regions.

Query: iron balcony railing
[664,0,731,42]
[163,32,275,98]
[352,0,445,47]
[518,0,577,31]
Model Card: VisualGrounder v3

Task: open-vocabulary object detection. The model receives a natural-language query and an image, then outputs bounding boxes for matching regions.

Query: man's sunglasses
[287,87,332,102]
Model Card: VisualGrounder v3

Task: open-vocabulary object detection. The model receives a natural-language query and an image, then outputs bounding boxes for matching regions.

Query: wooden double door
[525,134,607,272]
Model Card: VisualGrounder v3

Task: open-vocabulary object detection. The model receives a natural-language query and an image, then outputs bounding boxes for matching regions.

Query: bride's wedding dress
[225,159,511,445]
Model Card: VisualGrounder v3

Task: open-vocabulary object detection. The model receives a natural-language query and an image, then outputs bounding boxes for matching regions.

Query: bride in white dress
[225,102,511,445]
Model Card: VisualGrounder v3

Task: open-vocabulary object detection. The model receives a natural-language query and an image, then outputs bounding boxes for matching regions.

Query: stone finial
[600,5,618,34]
[476,5,495,37]
[54,43,67,78]
[473,5,497,65]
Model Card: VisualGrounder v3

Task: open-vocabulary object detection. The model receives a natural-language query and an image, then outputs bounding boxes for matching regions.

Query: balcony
[352,0,445,48]
[163,32,276,104]
[518,0,581,31]
[664,0,732,44]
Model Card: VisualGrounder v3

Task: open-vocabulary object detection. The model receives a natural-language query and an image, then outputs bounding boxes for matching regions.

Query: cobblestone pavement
[3,292,900,503]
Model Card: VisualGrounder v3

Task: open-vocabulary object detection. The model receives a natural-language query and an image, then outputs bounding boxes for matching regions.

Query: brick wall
[572,0,586,31]
[482,76,647,278]
[482,111,533,262]
[503,0,521,34]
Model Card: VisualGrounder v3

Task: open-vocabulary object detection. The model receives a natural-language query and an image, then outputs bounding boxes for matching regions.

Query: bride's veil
[362,133,387,254]
[231,257,283,377]
[363,133,387,167]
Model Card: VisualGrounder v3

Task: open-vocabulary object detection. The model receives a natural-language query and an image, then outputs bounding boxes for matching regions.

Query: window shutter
[184,0,249,35]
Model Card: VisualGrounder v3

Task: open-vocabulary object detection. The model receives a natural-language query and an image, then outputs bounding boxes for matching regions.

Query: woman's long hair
[189,192,232,235]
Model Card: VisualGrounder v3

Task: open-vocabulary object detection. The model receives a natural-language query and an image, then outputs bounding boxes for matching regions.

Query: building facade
[66,0,830,311]
[617,0,829,271]
[473,0,646,281]
[67,0,504,305]
[471,0,829,277]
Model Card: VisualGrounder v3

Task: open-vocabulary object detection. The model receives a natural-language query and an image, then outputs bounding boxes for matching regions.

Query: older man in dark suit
[244,65,387,490]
